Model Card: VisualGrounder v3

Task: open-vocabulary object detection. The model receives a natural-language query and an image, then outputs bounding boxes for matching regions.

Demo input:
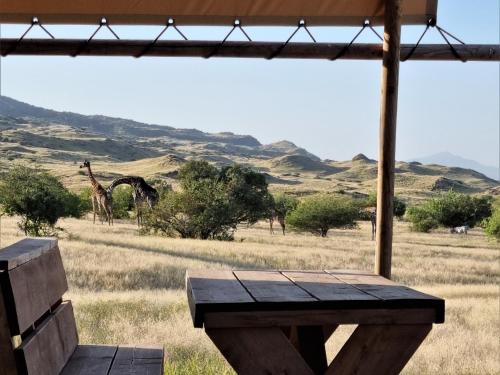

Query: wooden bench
[0,238,164,375]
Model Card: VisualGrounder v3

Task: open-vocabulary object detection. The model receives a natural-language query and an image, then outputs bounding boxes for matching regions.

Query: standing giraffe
[106,176,158,227]
[269,213,286,235]
[80,160,113,225]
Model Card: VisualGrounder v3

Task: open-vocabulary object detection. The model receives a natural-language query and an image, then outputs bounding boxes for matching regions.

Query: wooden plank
[16,301,78,375]
[61,345,118,375]
[326,270,442,301]
[204,308,438,328]
[375,0,403,279]
[108,346,164,375]
[326,324,432,375]
[295,326,328,375]
[1,39,499,61]
[283,271,379,301]
[234,270,316,303]
[4,244,68,334]
[0,274,18,375]
[206,327,314,375]
[186,270,254,327]
[0,238,57,271]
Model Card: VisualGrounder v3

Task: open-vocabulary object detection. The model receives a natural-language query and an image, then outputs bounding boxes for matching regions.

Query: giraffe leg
[91,197,96,224]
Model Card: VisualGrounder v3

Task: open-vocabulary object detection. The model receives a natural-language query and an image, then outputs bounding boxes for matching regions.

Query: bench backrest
[0,238,78,375]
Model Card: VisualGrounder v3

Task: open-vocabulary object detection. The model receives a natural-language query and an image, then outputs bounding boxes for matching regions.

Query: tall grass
[0,215,498,374]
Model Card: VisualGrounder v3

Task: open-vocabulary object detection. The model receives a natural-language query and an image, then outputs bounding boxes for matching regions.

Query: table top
[186,269,444,328]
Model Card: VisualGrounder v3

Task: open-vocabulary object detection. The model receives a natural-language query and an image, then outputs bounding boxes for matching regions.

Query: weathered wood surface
[325,324,432,375]
[61,345,117,375]
[1,39,499,61]
[187,269,445,328]
[16,301,78,375]
[283,270,378,301]
[204,308,438,328]
[108,346,164,375]
[187,269,254,327]
[3,241,68,334]
[0,238,57,271]
[207,327,314,375]
[234,270,315,302]
[0,275,17,375]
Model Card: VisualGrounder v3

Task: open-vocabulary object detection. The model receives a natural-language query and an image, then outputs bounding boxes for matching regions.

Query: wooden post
[375,0,402,279]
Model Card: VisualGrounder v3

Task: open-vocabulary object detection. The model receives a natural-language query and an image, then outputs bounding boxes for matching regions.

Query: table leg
[206,327,314,375]
[293,326,328,375]
[325,324,432,375]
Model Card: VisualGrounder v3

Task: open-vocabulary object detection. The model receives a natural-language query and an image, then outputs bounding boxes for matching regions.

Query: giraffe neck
[86,165,100,191]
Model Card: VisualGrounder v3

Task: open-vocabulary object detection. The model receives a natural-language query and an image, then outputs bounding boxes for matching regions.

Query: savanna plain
[1,216,498,375]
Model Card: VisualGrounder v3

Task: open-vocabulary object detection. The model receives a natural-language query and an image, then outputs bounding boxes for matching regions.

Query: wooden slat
[108,346,164,375]
[61,345,118,375]
[186,270,254,327]
[0,275,18,375]
[283,271,379,301]
[206,327,314,375]
[0,238,57,271]
[326,270,441,300]
[203,308,438,328]
[326,324,432,375]
[234,270,317,303]
[1,39,499,61]
[16,301,78,375]
[4,242,68,334]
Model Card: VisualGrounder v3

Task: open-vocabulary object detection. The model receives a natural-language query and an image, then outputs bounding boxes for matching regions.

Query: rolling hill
[0,95,498,199]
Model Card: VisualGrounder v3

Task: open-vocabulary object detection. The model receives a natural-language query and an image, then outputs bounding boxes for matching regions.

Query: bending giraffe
[80,160,113,225]
[106,176,158,227]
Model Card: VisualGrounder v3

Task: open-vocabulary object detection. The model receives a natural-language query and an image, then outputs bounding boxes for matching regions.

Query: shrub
[271,193,298,218]
[286,194,358,237]
[406,206,439,233]
[0,166,83,236]
[406,192,492,232]
[142,161,271,240]
[112,185,134,219]
[484,209,500,240]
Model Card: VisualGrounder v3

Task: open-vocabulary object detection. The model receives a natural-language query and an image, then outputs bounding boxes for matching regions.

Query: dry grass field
[0,215,498,374]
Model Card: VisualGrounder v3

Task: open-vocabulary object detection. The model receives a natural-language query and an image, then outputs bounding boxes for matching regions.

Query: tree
[142,161,271,240]
[286,194,358,237]
[0,166,83,236]
[406,191,492,232]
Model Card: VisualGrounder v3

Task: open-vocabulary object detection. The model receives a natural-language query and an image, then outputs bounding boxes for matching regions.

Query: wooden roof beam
[1,39,499,61]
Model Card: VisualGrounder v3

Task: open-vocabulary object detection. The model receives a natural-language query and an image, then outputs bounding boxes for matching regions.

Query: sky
[0,0,498,167]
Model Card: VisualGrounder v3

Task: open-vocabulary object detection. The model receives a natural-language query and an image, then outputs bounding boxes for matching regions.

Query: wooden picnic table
[186,269,444,375]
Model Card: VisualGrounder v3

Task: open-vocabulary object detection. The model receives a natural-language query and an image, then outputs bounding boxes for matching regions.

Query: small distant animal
[450,225,469,235]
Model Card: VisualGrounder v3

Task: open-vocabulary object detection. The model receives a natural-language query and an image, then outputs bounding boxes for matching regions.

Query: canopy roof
[0,0,437,26]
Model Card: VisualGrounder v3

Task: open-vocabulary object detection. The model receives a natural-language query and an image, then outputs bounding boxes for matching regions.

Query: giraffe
[106,176,158,227]
[369,208,377,241]
[269,213,286,235]
[80,160,113,225]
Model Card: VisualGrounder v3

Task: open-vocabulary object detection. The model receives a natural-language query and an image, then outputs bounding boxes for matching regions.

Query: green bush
[406,191,492,232]
[0,166,83,236]
[142,161,271,240]
[484,199,500,240]
[112,185,134,219]
[271,193,298,218]
[286,194,358,237]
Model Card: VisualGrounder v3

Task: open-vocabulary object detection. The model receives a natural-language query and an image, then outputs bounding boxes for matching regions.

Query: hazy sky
[0,0,498,166]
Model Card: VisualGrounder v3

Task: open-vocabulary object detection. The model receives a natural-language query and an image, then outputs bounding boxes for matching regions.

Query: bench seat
[61,345,164,375]
[0,238,165,375]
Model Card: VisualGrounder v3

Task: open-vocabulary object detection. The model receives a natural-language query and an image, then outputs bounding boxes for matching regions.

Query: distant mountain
[0,95,497,197]
[410,152,499,181]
